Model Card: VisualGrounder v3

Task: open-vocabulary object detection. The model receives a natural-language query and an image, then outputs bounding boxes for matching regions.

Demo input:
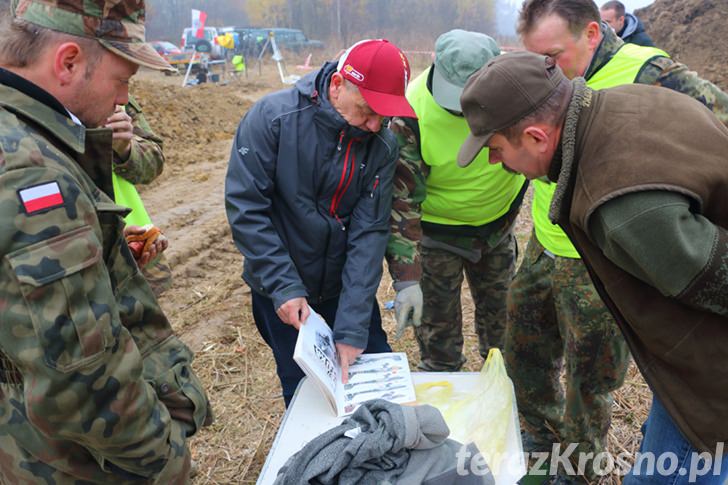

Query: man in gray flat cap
[458,50,728,484]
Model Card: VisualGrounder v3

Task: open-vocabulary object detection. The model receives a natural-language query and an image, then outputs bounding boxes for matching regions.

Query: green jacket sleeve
[386,116,427,284]
[589,190,728,317]
[637,56,728,125]
[113,97,165,185]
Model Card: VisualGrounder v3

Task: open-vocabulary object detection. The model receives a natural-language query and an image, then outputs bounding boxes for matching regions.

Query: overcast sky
[618,0,654,11]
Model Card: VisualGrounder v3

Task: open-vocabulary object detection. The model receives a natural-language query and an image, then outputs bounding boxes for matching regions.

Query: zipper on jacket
[329,139,352,216]
[329,136,358,230]
[370,175,380,198]
[316,217,331,302]
[333,214,345,231]
[337,130,344,151]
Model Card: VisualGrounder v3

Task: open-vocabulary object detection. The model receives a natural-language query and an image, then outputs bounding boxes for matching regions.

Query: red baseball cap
[336,39,417,118]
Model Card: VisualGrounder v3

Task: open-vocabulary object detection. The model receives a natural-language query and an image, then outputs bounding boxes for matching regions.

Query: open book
[293,308,416,417]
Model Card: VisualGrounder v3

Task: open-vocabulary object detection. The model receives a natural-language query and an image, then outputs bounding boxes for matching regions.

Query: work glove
[394,282,423,339]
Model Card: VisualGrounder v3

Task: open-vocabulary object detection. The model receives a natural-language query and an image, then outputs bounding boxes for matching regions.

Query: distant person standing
[600,0,655,46]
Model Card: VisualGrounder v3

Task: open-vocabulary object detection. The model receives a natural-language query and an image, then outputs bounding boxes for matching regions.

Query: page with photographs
[293,308,416,417]
[334,352,415,416]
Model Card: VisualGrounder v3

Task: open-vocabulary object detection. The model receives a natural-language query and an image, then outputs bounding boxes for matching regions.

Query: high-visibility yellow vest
[112,172,153,227]
[406,68,525,226]
[232,55,246,72]
[531,43,669,257]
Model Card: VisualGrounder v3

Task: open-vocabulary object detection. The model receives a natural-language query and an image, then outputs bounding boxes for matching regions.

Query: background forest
[1,0,519,50]
[142,0,517,47]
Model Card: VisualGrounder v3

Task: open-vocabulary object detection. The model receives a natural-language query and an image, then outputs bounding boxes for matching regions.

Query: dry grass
[190,327,283,483]
[158,242,287,484]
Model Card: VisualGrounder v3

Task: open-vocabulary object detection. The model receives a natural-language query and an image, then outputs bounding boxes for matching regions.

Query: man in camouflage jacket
[0,1,211,483]
[108,96,173,296]
[386,30,527,371]
[112,97,166,185]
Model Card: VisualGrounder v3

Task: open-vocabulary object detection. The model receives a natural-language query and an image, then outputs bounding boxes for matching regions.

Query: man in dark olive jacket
[458,51,728,484]
[225,39,416,405]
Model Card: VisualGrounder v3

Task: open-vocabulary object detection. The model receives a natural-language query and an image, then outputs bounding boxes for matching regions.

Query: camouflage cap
[14,0,174,72]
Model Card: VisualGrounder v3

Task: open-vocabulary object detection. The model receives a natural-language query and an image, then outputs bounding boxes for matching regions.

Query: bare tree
[142,0,508,50]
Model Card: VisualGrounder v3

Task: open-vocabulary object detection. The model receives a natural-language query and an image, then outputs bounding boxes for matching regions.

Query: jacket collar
[619,13,640,39]
[297,61,374,140]
[0,70,117,198]
[549,77,593,224]
[584,23,626,81]
[0,70,85,155]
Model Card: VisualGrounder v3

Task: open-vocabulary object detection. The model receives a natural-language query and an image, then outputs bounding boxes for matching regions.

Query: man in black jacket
[600,0,655,47]
[225,39,416,405]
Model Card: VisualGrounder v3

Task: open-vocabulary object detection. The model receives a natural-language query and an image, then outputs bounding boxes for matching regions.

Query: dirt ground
[638,0,728,89]
[132,55,650,484]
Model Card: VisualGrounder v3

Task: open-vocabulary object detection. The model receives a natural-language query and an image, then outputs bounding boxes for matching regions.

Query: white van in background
[181,26,224,59]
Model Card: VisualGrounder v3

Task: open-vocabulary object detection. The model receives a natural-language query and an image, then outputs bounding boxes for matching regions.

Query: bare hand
[124,225,168,267]
[276,297,310,330]
[336,343,363,384]
[138,233,167,267]
[105,106,134,160]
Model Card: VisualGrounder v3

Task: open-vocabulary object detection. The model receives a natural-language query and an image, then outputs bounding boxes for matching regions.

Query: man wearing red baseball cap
[336,39,417,120]
[226,39,416,405]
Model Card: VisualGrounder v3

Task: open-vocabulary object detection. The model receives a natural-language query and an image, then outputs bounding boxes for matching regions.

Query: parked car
[234,27,324,57]
[149,40,182,56]
[181,26,224,59]
[270,28,325,53]
[148,40,188,73]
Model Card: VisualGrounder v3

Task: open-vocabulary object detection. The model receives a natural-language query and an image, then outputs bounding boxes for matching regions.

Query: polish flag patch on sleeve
[18,181,65,215]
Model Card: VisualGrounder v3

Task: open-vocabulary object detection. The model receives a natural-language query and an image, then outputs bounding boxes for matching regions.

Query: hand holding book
[293,308,416,416]
[276,297,310,329]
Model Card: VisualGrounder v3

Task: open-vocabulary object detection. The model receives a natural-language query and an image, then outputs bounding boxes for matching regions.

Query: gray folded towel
[274,399,494,485]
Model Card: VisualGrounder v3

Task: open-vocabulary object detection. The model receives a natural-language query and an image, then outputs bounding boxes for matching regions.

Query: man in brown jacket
[458,51,728,484]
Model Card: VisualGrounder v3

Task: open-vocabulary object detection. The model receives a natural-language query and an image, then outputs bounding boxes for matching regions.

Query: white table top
[257,372,524,485]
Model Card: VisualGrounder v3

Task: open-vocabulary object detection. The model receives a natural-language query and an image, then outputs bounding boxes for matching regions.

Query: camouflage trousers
[415,232,516,371]
[505,232,630,482]
[142,252,173,298]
